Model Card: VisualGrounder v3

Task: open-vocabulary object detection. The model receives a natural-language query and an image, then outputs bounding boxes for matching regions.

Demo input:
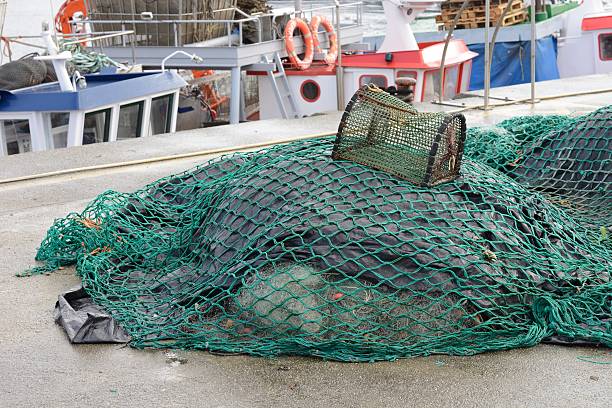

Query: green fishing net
[25,105,611,362]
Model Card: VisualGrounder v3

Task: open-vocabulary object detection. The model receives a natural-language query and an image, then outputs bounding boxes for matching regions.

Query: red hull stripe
[582,15,612,31]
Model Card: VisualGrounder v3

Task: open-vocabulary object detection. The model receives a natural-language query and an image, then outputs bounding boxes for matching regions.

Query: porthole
[300,80,321,103]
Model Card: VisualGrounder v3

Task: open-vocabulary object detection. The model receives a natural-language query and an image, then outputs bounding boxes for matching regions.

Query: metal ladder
[264,52,300,119]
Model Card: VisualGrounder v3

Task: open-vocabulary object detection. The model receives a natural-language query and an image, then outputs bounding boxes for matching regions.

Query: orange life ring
[310,15,338,66]
[55,0,87,34]
[284,18,314,70]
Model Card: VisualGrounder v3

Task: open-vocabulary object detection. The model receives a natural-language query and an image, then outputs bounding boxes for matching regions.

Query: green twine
[577,354,612,365]
[21,107,612,361]
[60,42,122,74]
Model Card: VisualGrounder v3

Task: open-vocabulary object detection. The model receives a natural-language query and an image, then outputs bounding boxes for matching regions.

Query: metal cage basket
[332,85,467,187]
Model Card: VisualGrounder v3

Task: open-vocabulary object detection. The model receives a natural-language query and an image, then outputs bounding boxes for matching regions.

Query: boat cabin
[0,71,185,156]
[581,13,612,75]
[253,40,477,120]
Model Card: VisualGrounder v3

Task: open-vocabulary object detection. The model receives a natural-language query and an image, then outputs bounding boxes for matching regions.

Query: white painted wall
[557,1,608,78]
[342,68,395,105]
[258,75,337,120]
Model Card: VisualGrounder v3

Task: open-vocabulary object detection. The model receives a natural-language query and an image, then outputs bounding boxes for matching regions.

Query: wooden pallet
[443,0,514,7]
[437,8,510,24]
[439,9,527,29]
[439,0,523,19]
[442,0,525,17]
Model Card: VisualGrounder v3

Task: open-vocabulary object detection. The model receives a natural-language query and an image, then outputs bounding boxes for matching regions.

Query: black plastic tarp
[54,286,130,343]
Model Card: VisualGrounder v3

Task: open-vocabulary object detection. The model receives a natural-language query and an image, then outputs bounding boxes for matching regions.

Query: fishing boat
[51,0,477,122]
[557,1,612,78]
[251,0,477,118]
[3,0,607,155]
[0,24,186,156]
[365,0,612,90]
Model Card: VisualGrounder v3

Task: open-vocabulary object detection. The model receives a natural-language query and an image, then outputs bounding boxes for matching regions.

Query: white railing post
[530,0,537,103]
[335,0,344,110]
[484,0,490,110]
[229,67,241,125]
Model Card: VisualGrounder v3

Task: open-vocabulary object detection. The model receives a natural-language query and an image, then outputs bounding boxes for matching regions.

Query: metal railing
[84,0,237,46]
[82,2,363,48]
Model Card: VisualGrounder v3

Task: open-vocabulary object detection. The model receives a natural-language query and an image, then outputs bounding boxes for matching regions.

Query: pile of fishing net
[0,57,61,90]
[27,105,611,361]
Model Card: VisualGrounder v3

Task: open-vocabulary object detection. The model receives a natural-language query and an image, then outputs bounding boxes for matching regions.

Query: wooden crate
[442,0,514,7]
[439,0,523,19]
[437,0,526,29]
[439,10,527,29]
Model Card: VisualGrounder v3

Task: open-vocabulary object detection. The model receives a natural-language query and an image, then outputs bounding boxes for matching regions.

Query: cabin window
[83,109,111,145]
[300,80,321,103]
[151,94,174,135]
[444,66,460,99]
[599,33,612,61]
[460,61,472,93]
[2,120,32,155]
[396,71,417,80]
[51,113,70,149]
[359,75,388,88]
[423,70,441,101]
[423,67,459,101]
[117,101,145,140]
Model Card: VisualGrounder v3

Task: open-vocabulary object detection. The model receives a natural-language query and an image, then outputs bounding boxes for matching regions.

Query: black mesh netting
[24,105,611,361]
[0,57,61,90]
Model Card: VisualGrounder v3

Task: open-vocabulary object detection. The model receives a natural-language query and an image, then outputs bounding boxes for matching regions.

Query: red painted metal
[340,40,477,69]
[582,15,612,31]
[456,63,464,95]
[247,64,336,76]
[248,41,475,76]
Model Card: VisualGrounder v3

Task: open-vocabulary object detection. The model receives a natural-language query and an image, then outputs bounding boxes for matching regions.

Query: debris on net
[25,106,611,362]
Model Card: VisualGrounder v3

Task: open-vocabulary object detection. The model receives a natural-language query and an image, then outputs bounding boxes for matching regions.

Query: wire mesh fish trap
[332,85,467,186]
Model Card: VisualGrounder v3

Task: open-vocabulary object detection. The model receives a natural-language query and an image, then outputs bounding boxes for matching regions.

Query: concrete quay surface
[1,76,611,407]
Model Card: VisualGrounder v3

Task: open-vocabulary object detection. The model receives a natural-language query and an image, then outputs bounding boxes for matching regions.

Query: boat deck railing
[75,2,364,74]
[80,3,363,49]
[75,2,364,125]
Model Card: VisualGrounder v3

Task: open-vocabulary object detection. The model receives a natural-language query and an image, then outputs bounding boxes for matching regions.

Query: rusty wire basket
[332,85,467,187]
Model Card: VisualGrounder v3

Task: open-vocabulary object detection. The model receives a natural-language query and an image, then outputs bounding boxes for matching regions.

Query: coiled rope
[59,41,124,74]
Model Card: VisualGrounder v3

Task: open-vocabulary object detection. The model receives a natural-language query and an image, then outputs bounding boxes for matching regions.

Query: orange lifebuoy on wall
[284,18,314,70]
[310,15,338,66]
